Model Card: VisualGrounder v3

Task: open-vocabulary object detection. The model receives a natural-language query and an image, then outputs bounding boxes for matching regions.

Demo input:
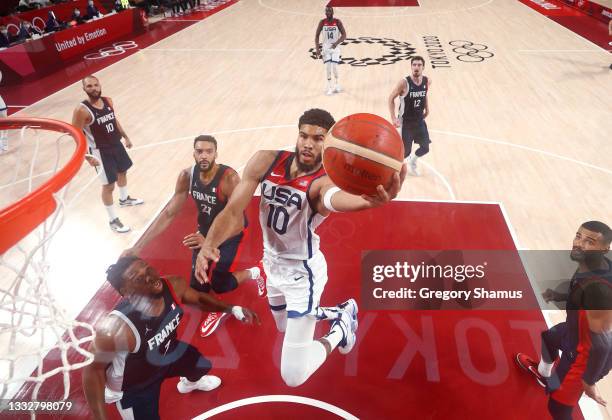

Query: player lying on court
[194,108,407,387]
[82,256,259,420]
[124,135,265,338]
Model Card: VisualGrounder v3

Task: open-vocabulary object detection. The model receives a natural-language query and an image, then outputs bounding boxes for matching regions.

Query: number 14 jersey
[259,151,327,260]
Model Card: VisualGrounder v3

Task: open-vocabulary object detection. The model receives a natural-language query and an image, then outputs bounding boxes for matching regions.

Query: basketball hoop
[0,118,95,410]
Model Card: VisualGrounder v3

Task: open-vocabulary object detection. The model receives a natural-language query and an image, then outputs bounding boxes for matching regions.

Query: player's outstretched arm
[388,79,406,127]
[312,164,407,215]
[123,170,190,257]
[194,150,277,282]
[169,276,260,325]
[82,318,135,420]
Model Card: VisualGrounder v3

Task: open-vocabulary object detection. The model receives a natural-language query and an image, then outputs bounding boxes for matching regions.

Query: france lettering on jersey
[321,18,340,49]
[259,151,326,260]
[80,97,123,149]
[105,279,184,393]
[398,76,429,122]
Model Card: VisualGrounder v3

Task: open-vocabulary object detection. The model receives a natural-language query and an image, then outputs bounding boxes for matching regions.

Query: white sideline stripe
[144,48,284,52]
[518,49,609,53]
[418,160,456,201]
[257,0,494,18]
[192,395,359,420]
[325,136,403,171]
[431,129,612,175]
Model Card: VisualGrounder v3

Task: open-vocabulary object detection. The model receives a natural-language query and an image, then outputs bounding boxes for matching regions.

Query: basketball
[323,113,404,196]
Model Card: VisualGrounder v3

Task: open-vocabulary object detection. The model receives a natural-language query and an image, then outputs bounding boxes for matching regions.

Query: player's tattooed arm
[123,169,191,257]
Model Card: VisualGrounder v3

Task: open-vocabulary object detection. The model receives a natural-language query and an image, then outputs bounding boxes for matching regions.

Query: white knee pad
[332,63,338,78]
[268,294,287,333]
[326,62,332,79]
[280,317,326,387]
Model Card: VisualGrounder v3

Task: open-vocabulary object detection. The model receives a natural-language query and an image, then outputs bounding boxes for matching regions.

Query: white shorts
[322,46,341,64]
[264,251,328,318]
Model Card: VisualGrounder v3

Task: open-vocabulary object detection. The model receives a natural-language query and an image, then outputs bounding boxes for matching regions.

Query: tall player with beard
[194,109,406,387]
[72,75,143,233]
[315,6,346,95]
[124,135,265,337]
[516,221,612,420]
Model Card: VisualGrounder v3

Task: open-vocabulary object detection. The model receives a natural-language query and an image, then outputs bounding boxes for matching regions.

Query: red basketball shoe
[515,353,546,387]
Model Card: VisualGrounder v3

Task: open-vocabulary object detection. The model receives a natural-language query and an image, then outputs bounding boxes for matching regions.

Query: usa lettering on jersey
[261,183,303,210]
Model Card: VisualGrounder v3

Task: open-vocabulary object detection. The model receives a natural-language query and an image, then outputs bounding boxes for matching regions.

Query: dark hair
[298,109,335,131]
[106,256,140,293]
[411,56,425,65]
[581,221,612,245]
[193,135,217,149]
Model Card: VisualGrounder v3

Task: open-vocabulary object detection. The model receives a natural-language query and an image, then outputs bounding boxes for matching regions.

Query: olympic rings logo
[449,40,494,63]
[84,41,138,60]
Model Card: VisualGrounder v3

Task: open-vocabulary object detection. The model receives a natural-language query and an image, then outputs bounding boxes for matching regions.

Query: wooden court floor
[1,0,611,417]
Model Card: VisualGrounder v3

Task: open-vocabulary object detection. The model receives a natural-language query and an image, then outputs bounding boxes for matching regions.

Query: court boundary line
[192,394,358,419]
[257,0,494,18]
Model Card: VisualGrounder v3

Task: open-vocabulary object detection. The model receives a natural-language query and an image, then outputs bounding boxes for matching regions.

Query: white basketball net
[0,123,95,415]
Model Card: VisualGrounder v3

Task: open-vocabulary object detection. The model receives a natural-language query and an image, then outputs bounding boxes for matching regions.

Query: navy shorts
[190,232,244,294]
[116,342,211,420]
[401,119,431,157]
[91,143,133,185]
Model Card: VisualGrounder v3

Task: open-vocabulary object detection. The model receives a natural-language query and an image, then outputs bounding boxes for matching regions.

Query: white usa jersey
[321,19,340,49]
[259,151,327,260]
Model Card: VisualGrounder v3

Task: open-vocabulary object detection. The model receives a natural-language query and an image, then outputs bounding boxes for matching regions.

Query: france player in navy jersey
[72,75,144,233]
[82,256,259,420]
[124,135,265,338]
[516,221,612,420]
[388,56,432,175]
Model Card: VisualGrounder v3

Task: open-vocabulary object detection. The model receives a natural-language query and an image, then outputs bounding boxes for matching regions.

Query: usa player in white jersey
[195,109,406,387]
[315,7,346,95]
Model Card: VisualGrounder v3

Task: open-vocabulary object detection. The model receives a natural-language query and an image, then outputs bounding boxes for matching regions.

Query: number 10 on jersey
[266,204,289,235]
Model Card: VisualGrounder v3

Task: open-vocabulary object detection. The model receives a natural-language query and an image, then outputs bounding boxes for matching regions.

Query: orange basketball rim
[0,118,86,255]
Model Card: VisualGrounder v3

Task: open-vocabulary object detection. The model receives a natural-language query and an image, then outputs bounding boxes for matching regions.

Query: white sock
[105,205,117,222]
[322,321,344,350]
[118,186,128,201]
[314,306,342,321]
[538,360,553,377]
[247,266,260,280]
